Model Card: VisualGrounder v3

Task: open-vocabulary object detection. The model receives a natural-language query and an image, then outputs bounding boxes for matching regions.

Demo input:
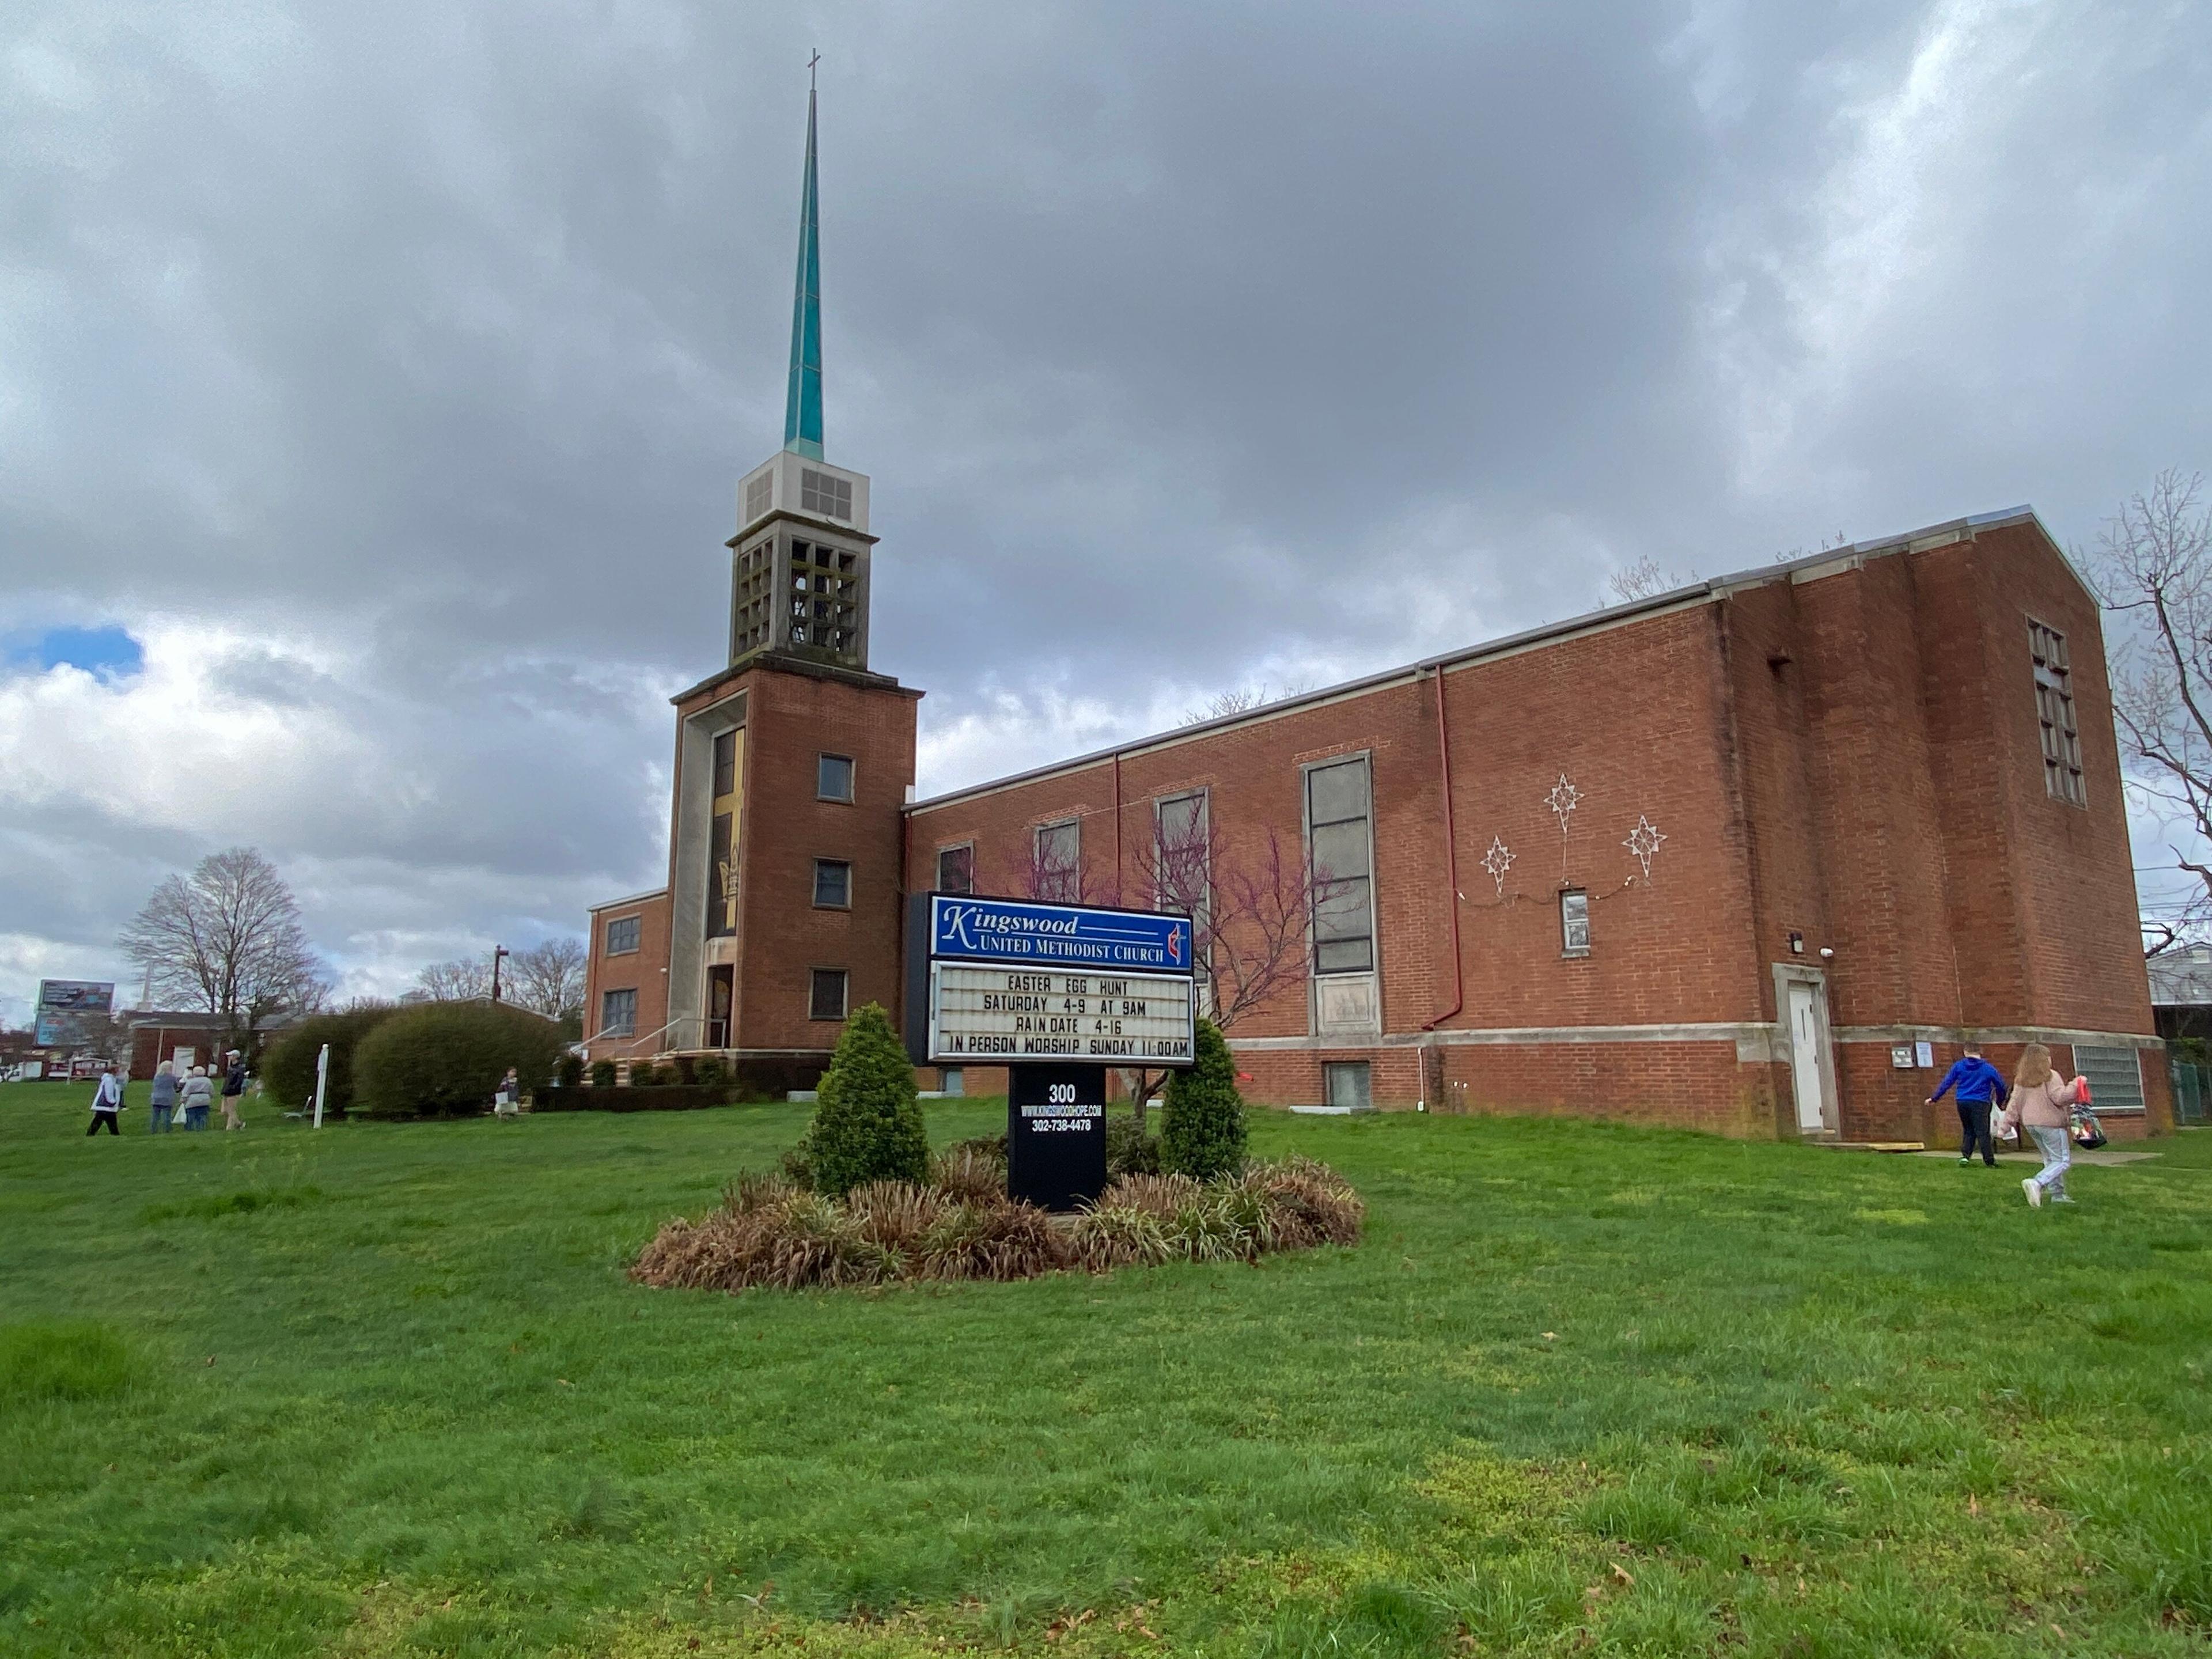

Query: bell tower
[726,74,878,673]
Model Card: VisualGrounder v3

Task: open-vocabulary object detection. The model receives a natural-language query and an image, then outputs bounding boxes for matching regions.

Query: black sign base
[1006,1063,1108,1213]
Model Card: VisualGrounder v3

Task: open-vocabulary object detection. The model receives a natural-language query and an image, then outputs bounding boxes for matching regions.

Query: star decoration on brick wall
[1545,774,1582,836]
[1480,836,1515,895]
[1623,815,1666,880]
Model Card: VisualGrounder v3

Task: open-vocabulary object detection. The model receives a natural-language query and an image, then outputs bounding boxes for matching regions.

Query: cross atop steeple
[782,67,825,461]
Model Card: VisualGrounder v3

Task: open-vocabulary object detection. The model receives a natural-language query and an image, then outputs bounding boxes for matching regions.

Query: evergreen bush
[259,1005,400,1117]
[694,1056,726,1088]
[556,1053,585,1089]
[804,1003,929,1198]
[353,1002,565,1120]
[1160,1018,1247,1180]
[590,1058,617,1088]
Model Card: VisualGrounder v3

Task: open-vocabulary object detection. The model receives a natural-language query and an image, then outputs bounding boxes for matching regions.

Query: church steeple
[782,71,825,461]
[729,61,876,676]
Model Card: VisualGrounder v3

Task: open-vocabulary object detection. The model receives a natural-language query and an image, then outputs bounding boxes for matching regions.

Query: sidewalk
[1913,1146,2161,1166]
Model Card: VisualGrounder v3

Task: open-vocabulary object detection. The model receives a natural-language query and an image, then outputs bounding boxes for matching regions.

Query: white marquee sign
[927,964,1195,1064]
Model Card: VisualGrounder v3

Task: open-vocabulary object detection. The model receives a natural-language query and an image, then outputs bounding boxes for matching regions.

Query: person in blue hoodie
[1929,1044,2009,1166]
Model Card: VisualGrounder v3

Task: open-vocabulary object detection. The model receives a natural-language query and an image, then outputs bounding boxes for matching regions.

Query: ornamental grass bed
[630,1146,1363,1293]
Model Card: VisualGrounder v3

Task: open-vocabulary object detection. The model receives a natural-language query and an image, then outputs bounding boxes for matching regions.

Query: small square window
[809,968,849,1021]
[1560,889,1590,956]
[604,915,641,956]
[813,858,852,908]
[817,753,855,802]
[937,844,974,895]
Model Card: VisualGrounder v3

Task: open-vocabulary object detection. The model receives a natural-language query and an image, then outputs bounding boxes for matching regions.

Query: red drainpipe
[1424,665,1464,1031]
[1112,749,1123,903]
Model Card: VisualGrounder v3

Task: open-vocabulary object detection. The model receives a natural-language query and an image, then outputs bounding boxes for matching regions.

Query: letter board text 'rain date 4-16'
[927,965,1195,1063]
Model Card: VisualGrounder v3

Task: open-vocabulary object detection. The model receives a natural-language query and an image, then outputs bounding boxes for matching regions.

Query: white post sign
[313,1042,329,1128]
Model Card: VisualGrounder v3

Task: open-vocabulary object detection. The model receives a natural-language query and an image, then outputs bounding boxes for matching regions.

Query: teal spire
[782,81,824,461]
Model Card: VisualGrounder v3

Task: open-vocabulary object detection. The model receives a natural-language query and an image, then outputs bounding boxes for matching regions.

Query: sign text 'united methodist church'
[927,896,1192,974]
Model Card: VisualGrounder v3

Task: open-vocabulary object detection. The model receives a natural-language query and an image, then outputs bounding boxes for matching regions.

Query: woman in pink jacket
[1999,1043,2084,1208]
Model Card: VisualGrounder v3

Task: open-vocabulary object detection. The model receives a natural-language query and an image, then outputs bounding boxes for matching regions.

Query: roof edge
[904,503,2062,819]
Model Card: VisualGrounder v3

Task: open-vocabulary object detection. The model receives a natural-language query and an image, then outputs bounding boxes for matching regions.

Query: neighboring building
[124,1010,302,1080]
[582,85,2171,1140]
[2147,946,2212,1045]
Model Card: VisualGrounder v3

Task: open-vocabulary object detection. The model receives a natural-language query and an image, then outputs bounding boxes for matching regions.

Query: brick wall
[900,517,2165,1137]
[582,890,670,1063]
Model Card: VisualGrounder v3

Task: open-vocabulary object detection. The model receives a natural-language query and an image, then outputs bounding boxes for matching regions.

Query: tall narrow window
[1305,757,1375,975]
[817,753,855,802]
[599,988,637,1038]
[708,727,744,938]
[2029,620,2085,805]
[813,858,852,909]
[1033,819,1081,902]
[809,968,849,1021]
[1560,888,1590,956]
[936,844,974,895]
[744,472,773,524]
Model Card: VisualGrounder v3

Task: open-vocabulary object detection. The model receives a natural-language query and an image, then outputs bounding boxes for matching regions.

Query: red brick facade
[589,508,2168,1141]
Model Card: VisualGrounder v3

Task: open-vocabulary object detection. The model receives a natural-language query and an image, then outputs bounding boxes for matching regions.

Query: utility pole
[490,946,510,1004]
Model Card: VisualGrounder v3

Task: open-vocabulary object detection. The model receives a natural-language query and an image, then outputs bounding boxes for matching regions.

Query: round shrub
[353,1002,565,1120]
[589,1058,617,1088]
[1161,1018,1247,1180]
[556,1053,584,1089]
[805,1003,929,1198]
[259,1005,400,1117]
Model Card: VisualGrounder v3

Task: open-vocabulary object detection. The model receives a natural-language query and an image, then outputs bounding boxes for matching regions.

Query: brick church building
[583,89,2170,1142]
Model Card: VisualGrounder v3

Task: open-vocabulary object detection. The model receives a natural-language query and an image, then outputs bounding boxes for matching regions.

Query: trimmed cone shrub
[353,1002,565,1120]
[804,1003,929,1198]
[259,1005,400,1117]
[556,1053,584,1088]
[1161,1018,1246,1179]
[589,1059,617,1088]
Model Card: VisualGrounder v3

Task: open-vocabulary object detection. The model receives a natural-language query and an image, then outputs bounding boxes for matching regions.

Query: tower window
[2029,620,2085,805]
[809,968,849,1021]
[744,472,773,524]
[817,753,855,801]
[813,858,851,909]
[800,468,853,521]
[937,843,974,894]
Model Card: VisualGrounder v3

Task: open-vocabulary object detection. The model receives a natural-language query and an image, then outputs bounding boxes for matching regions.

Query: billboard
[34,980,114,1047]
[907,895,1195,1066]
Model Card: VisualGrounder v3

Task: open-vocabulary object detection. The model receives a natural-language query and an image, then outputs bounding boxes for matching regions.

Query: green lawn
[2,1082,2209,1658]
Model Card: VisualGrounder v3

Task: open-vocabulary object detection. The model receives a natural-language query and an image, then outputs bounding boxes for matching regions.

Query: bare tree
[2085,469,2212,953]
[416,955,495,1001]
[1177,681,1316,728]
[118,847,327,1048]
[1118,813,1342,1126]
[510,937,586,1022]
[1608,555,1693,604]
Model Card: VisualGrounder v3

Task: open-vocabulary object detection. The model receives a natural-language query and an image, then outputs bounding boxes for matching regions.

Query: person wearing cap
[219,1050,248,1131]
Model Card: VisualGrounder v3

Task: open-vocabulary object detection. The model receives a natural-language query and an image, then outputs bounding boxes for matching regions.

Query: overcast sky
[4,0,2209,1014]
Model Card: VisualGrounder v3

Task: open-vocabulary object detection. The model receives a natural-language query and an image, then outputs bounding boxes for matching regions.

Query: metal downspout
[1424,665,1465,1032]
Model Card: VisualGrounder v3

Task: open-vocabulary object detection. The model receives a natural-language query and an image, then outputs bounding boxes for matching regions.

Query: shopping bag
[2070,1108,2107,1150]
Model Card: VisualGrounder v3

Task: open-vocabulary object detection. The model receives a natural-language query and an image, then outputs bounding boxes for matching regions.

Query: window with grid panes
[813,859,851,908]
[800,468,852,521]
[2029,620,2085,805]
[603,915,640,956]
[599,987,637,1037]
[1305,757,1375,974]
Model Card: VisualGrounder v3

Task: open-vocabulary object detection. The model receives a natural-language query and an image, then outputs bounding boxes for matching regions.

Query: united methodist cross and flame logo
[1166,922,1185,966]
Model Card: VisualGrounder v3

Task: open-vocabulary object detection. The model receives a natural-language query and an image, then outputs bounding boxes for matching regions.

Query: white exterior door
[1786,982,1828,1132]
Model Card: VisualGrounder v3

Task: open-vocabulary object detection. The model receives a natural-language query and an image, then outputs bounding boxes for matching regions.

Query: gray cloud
[3,0,2209,1001]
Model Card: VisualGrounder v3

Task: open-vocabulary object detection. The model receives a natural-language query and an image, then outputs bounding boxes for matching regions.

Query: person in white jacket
[1999,1042,2084,1208]
[85,1064,125,1137]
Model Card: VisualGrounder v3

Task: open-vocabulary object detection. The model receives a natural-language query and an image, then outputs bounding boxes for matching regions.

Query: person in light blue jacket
[147,1060,179,1133]
[1928,1044,2009,1167]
